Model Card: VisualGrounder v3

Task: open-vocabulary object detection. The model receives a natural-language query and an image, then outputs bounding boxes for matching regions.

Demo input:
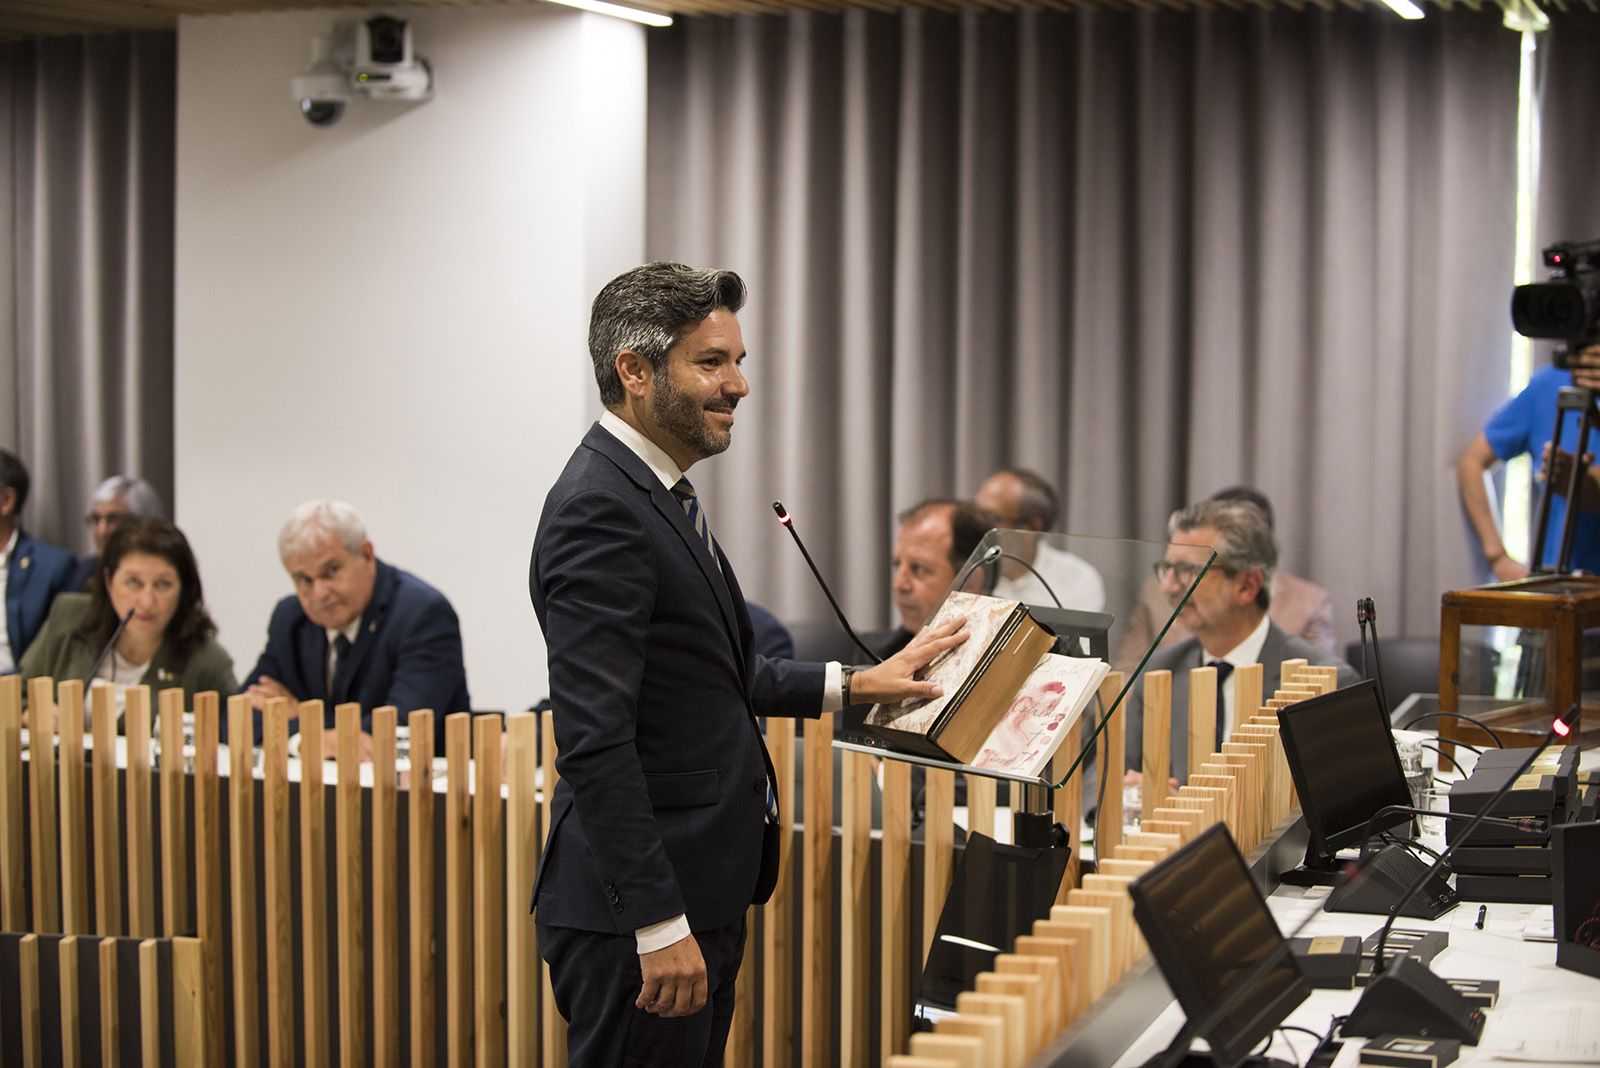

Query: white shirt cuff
[636,913,691,954]
[821,660,844,712]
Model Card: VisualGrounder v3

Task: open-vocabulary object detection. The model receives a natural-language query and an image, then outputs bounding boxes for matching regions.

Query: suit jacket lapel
[335,562,394,701]
[583,424,747,665]
[298,621,330,702]
[4,536,24,658]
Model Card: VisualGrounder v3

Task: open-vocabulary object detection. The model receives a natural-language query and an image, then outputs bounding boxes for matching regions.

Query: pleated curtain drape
[647,7,1522,641]
[0,31,176,554]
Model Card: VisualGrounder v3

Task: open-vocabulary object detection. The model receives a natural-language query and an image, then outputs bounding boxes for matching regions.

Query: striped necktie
[671,477,718,562]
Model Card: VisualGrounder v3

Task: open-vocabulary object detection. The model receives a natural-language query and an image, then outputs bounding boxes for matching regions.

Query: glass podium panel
[835,528,1216,790]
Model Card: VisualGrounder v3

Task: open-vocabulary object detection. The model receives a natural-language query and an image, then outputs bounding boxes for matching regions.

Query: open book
[867,591,1109,776]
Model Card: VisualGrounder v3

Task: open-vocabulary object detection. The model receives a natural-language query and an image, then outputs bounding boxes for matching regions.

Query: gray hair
[588,262,747,408]
[1168,498,1278,610]
[91,476,164,518]
[278,498,368,560]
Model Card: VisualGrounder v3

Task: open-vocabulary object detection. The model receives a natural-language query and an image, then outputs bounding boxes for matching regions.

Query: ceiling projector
[291,15,433,127]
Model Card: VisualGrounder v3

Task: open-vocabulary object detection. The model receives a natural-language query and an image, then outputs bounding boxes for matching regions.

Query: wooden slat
[192,691,224,1064]
[838,748,873,1068]
[139,938,160,1068]
[505,713,539,1067]
[1014,933,1082,1025]
[881,757,913,1064]
[910,1031,986,1068]
[801,714,833,1068]
[125,686,156,937]
[172,936,206,1064]
[1140,670,1172,819]
[446,712,474,1066]
[227,696,261,1068]
[1052,712,1084,899]
[262,698,295,1065]
[0,674,23,929]
[60,680,91,934]
[996,954,1061,1042]
[27,676,61,932]
[967,774,997,840]
[409,710,438,1068]
[1186,665,1218,790]
[1047,904,1114,1000]
[100,937,120,1067]
[761,717,795,1066]
[60,934,81,1066]
[953,992,1026,1067]
[300,700,331,1068]
[336,703,367,1067]
[976,972,1044,1057]
[935,1014,1006,1068]
[19,933,43,1068]
[1234,663,1264,722]
[158,688,187,935]
[1100,681,1127,857]
[372,707,401,1067]
[92,683,123,933]
[538,712,567,1068]
[922,767,955,958]
[474,713,506,1067]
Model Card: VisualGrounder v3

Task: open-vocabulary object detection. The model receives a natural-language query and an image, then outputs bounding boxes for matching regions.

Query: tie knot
[336,634,352,656]
[1209,660,1235,684]
[671,478,696,502]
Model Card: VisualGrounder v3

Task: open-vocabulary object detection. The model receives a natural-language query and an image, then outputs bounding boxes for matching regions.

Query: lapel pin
[368,620,377,634]
[158,669,174,682]
[19,556,28,569]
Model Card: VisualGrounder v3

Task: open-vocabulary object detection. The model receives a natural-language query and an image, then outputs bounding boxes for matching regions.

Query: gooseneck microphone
[771,502,883,665]
[1356,597,1392,718]
[1367,703,1579,972]
[953,545,1064,607]
[87,608,136,684]
[1356,804,1548,862]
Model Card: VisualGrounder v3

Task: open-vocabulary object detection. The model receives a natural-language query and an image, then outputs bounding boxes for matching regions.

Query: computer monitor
[1130,823,1310,1067]
[1276,680,1414,885]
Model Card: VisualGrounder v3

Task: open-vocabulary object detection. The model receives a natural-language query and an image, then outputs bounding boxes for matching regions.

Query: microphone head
[772,501,791,525]
[1554,702,1580,737]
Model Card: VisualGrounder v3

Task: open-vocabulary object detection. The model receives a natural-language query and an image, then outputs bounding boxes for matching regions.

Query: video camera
[1513,240,1600,368]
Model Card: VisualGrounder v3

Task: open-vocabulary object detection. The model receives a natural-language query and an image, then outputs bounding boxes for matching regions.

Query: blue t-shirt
[1483,364,1600,572]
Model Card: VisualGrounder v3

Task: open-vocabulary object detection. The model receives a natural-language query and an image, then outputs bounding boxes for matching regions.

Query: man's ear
[615,349,654,400]
[1237,568,1265,606]
[0,487,15,520]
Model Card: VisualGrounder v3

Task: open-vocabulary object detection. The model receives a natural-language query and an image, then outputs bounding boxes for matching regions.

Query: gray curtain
[0,31,175,554]
[648,7,1520,642]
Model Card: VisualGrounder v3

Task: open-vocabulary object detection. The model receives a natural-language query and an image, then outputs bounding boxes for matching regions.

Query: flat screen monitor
[1130,823,1310,1068]
[1276,680,1413,878]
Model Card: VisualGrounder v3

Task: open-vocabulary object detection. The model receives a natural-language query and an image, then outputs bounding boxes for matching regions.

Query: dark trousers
[538,918,747,1067]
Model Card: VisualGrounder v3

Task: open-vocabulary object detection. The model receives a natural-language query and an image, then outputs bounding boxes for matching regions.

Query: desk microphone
[87,608,136,684]
[771,502,882,665]
[953,544,1064,607]
[1340,703,1580,1044]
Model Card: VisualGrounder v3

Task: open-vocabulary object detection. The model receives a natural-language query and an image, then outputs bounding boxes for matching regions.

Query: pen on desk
[1476,904,1487,929]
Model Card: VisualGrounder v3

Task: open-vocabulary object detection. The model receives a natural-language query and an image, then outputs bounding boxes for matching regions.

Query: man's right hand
[246,676,300,717]
[636,933,707,1018]
[849,617,970,706]
[1569,343,1600,391]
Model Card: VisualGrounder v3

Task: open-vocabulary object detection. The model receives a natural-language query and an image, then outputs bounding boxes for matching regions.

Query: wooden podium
[1440,575,1600,760]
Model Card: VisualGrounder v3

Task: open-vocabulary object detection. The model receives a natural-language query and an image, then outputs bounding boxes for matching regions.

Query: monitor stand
[1139,1051,1297,1067]
[1278,843,1343,888]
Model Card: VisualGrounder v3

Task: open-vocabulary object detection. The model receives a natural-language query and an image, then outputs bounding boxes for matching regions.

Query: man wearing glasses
[71,476,165,590]
[1123,499,1358,790]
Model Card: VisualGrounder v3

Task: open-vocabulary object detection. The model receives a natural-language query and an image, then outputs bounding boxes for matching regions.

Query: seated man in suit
[242,498,470,756]
[1123,498,1359,790]
[1115,485,1337,672]
[879,498,992,659]
[71,475,165,591]
[974,468,1106,611]
[0,448,75,674]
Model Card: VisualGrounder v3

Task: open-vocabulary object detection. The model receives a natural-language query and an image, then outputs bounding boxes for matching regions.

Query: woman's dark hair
[81,518,217,664]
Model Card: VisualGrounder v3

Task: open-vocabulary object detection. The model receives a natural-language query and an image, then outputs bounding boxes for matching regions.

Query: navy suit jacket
[530,422,825,935]
[241,558,471,739]
[5,529,75,665]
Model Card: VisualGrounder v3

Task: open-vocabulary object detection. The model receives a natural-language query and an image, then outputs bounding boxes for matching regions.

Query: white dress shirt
[1208,612,1271,741]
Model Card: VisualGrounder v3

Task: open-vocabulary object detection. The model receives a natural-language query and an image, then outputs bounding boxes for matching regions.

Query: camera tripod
[1530,384,1600,574]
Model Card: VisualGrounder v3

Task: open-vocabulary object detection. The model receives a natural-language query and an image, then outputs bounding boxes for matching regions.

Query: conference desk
[1075,748,1600,1068]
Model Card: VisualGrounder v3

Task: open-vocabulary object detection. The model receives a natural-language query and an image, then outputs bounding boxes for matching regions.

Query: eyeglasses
[85,510,130,530]
[1152,560,1209,585]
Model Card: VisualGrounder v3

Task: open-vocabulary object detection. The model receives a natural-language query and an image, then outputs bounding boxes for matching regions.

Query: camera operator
[1457,343,1600,578]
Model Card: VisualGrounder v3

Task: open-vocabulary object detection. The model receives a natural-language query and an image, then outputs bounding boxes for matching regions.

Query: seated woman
[21,517,236,716]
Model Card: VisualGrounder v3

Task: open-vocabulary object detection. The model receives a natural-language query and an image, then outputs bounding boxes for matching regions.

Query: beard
[653,371,735,462]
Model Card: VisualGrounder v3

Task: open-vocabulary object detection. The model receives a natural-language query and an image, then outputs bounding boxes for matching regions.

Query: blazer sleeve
[380,594,470,725]
[185,640,239,701]
[535,487,687,927]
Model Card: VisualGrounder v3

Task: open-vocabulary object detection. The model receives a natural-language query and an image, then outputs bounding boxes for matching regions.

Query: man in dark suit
[0,449,75,674]
[242,498,470,756]
[1123,498,1359,787]
[530,263,964,1066]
